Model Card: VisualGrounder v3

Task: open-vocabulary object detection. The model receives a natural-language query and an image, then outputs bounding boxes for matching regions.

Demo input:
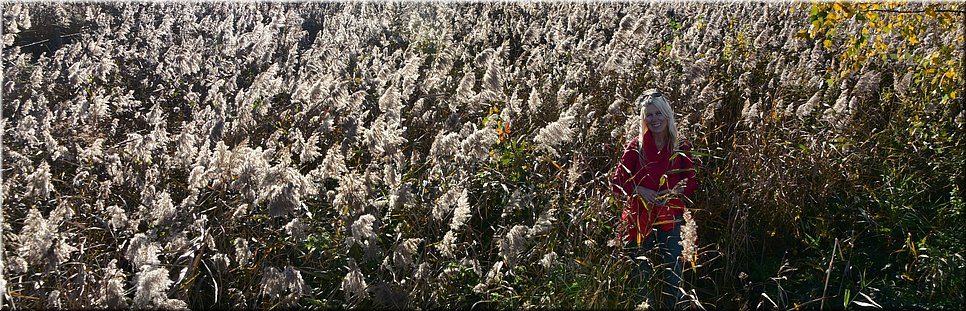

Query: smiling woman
[612,89,697,309]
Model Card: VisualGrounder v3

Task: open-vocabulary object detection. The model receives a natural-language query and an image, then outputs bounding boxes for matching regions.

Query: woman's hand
[635,186,670,206]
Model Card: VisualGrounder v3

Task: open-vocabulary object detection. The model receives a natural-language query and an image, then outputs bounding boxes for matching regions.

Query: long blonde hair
[637,89,679,151]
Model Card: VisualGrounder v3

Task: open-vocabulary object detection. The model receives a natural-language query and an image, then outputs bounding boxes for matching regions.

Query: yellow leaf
[833,3,843,12]
[827,11,839,22]
[945,70,958,79]
[551,161,566,173]
[823,39,833,49]
[902,274,914,281]
[875,41,888,52]
[908,35,918,45]
[950,90,958,100]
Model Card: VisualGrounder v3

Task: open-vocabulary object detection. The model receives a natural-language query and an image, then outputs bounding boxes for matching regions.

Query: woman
[611,89,697,309]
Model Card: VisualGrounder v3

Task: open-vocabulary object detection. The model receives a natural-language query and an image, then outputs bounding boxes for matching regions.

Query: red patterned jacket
[611,131,697,244]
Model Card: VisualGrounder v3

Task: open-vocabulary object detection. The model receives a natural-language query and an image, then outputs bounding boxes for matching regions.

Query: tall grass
[1,1,962,309]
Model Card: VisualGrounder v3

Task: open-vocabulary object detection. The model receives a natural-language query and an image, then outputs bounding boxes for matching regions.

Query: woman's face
[644,104,668,135]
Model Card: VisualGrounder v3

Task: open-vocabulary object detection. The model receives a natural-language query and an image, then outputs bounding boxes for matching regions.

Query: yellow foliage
[944,70,958,80]
[866,11,878,21]
[804,0,962,102]
[873,41,888,53]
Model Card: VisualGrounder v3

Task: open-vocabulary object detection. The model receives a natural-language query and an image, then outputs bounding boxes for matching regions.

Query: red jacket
[611,131,697,244]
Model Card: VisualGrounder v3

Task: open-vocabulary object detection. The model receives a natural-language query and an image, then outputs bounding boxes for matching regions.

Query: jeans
[627,222,684,309]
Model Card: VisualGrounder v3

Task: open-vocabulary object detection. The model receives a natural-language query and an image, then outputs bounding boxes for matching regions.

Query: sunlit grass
[1,1,962,310]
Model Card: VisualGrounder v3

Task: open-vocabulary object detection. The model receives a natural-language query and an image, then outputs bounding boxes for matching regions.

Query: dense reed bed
[2,2,962,309]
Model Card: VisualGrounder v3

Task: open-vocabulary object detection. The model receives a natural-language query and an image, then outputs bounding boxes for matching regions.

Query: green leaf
[684,150,712,157]
[843,288,851,308]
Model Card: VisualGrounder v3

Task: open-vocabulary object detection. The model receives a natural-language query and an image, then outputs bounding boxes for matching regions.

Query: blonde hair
[636,89,679,151]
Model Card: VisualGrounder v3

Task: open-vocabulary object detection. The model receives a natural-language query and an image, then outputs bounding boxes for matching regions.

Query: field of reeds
[1,1,963,309]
